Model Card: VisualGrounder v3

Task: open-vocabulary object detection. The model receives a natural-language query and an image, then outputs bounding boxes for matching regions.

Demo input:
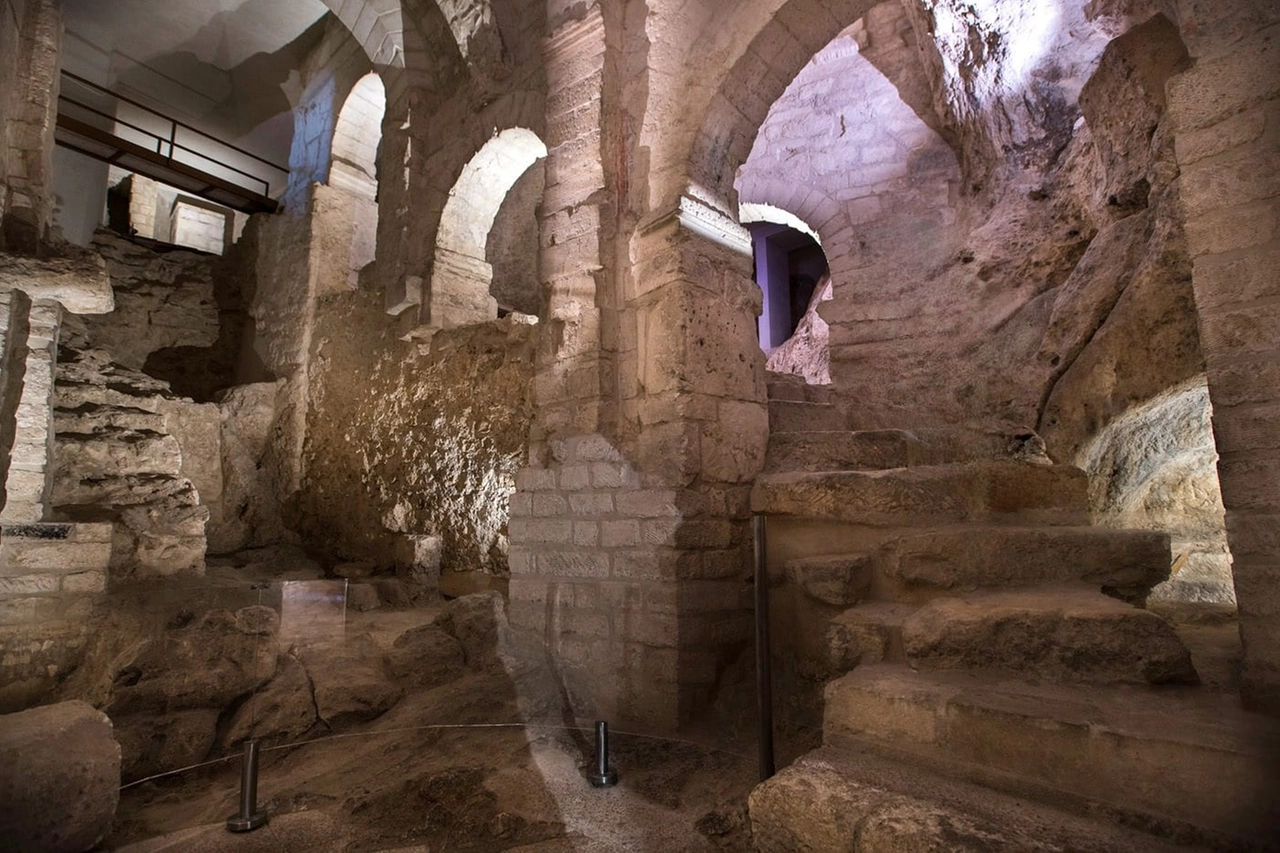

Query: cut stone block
[901,586,1198,684]
[751,461,1089,525]
[768,399,845,433]
[764,429,927,472]
[0,700,120,853]
[823,602,912,675]
[785,552,872,606]
[882,526,1172,595]
[749,746,1175,852]
[0,523,112,576]
[824,665,1280,843]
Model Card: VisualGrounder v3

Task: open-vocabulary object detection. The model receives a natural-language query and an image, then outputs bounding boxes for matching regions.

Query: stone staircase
[747,376,1280,849]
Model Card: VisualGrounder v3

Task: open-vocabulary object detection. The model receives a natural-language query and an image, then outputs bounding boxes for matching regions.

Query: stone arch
[428,127,547,329]
[319,0,468,105]
[686,0,881,220]
[329,73,387,199]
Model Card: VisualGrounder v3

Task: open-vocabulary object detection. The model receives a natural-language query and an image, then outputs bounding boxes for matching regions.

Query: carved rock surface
[0,700,121,852]
[300,633,402,727]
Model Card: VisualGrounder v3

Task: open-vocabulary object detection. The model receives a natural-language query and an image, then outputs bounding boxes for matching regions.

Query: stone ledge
[0,249,113,314]
[0,522,113,578]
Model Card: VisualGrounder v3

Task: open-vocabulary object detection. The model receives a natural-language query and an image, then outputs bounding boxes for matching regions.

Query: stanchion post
[225,739,268,832]
[587,720,619,787]
[754,514,776,781]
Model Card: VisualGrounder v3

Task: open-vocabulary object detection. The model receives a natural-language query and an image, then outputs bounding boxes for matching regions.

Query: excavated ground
[101,604,764,852]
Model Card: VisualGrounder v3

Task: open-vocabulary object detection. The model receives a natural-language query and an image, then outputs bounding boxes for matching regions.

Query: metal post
[753,515,776,780]
[587,720,618,787]
[225,739,268,832]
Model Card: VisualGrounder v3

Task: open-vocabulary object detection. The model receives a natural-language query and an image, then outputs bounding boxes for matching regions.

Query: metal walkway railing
[54,71,286,215]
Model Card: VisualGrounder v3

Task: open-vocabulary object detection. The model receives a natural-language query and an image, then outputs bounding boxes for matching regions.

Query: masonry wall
[0,0,60,250]
[1168,0,1280,713]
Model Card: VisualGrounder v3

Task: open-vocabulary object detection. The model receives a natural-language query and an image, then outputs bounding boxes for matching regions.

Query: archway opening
[742,206,831,385]
[329,72,386,200]
[430,128,547,329]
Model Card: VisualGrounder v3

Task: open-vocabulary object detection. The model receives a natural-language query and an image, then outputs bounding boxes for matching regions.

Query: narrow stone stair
[809,664,1280,846]
[747,376,1277,848]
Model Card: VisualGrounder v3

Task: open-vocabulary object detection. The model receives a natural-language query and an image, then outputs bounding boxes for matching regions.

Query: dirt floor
[100,609,768,852]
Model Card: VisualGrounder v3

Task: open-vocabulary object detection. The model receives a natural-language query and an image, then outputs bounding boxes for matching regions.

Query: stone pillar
[124,174,159,240]
[0,296,59,523]
[1169,4,1280,713]
[536,6,608,437]
[508,192,769,729]
[0,0,62,251]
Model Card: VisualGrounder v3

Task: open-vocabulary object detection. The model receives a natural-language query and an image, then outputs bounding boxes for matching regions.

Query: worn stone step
[785,553,873,606]
[823,665,1280,845]
[823,602,913,674]
[901,586,1198,685]
[751,461,1089,525]
[764,430,927,472]
[768,399,845,433]
[881,525,1172,597]
[749,745,1188,852]
[766,371,834,404]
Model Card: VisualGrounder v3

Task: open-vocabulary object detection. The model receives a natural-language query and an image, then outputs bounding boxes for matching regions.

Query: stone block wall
[169,199,229,255]
[507,434,754,729]
[0,0,59,250]
[1168,1,1280,712]
[0,293,59,524]
[0,521,110,711]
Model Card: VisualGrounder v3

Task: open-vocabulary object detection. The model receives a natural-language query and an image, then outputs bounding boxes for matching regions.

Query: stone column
[1169,4,1280,713]
[0,295,59,523]
[537,5,612,438]
[508,191,768,729]
[0,0,62,250]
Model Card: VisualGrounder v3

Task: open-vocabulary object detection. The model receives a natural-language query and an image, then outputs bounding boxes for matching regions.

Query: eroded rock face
[765,277,832,385]
[51,348,209,579]
[0,700,121,853]
[1079,379,1234,607]
[62,231,218,373]
[302,290,537,577]
[223,654,318,747]
[300,633,402,727]
[217,382,288,553]
[107,606,279,715]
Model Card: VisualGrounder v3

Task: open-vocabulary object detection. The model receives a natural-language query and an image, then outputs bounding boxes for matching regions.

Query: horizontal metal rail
[55,71,287,213]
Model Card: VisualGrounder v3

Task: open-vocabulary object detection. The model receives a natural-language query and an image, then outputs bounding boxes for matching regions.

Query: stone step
[768,400,845,433]
[749,745,1189,852]
[752,461,1089,525]
[823,665,1280,844]
[764,430,927,472]
[765,371,834,404]
[881,525,1171,598]
[823,602,913,673]
[900,586,1198,684]
[784,553,873,606]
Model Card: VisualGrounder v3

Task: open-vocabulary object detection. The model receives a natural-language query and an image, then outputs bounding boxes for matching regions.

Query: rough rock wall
[301,287,537,574]
[1080,378,1233,606]
[766,277,832,385]
[50,349,208,580]
[63,233,218,373]
[487,159,545,317]
[742,8,1203,453]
